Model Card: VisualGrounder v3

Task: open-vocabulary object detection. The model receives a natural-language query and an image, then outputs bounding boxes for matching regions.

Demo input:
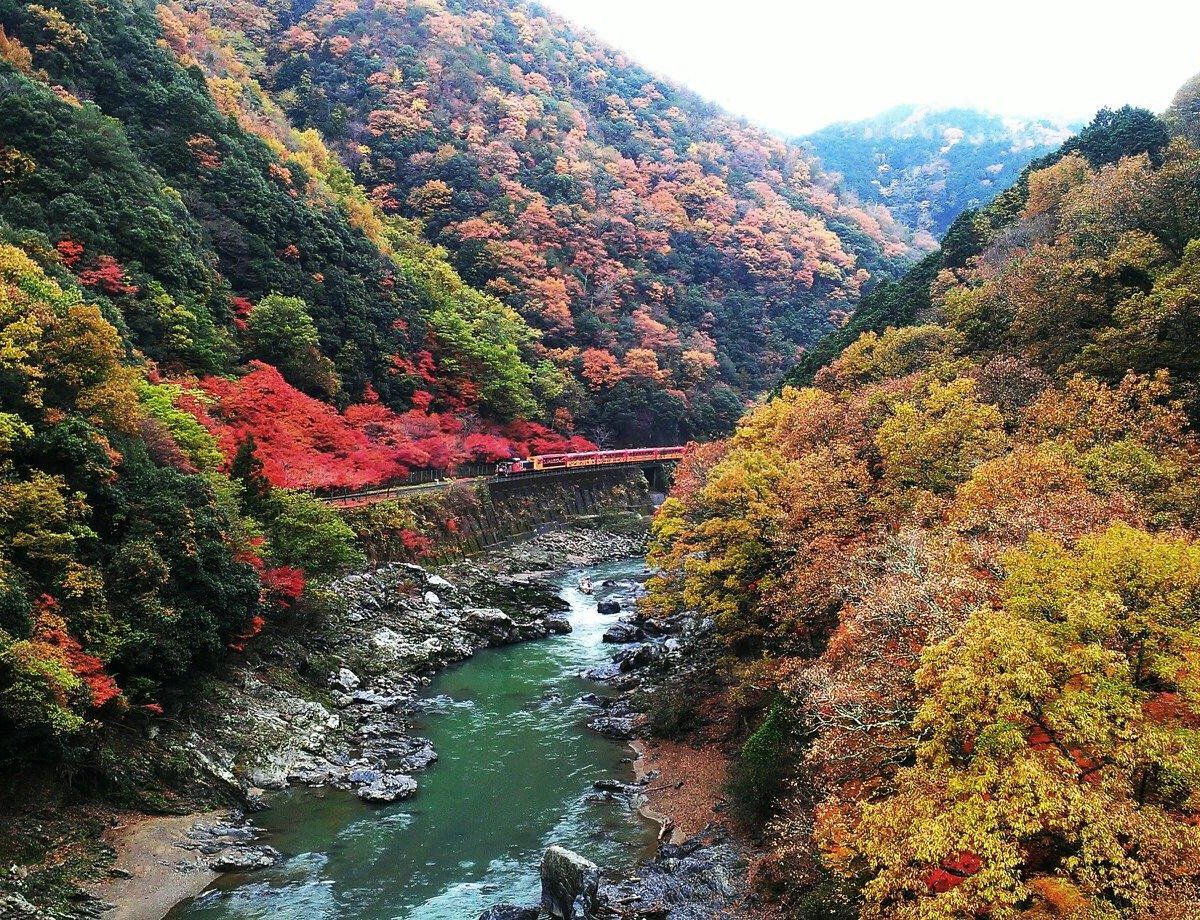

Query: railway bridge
[319,445,689,509]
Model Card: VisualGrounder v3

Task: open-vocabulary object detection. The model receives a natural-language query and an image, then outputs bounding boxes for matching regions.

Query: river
[167,559,655,920]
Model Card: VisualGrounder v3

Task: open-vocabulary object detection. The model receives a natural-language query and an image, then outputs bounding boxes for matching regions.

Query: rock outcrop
[601,831,750,919]
[477,906,539,920]
[540,846,602,920]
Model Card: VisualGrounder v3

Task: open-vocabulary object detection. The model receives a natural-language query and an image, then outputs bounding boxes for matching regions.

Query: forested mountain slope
[803,105,1074,239]
[0,0,595,488]
[0,0,919,808]
[174,0,917,443]
[645,95,1200,919]
[787,105,1174,387]
[0,0,601,774]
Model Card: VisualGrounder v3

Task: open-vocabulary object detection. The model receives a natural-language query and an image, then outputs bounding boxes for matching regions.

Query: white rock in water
[210,846,281,872]
[540,845,601,920]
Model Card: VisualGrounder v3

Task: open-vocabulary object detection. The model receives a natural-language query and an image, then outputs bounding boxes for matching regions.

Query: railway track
[318,446,688,508]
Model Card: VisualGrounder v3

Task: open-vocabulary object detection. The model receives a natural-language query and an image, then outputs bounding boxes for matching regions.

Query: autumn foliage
[645,105,1200,919]
[0,245,261,747]
[151,0,917,444]
[189,362,593,490]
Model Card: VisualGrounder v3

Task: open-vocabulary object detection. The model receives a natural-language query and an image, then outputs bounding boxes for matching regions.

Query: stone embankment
[349,468,655,563]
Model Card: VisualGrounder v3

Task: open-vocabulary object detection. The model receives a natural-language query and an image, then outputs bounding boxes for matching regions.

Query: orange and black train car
[495,446,687,475]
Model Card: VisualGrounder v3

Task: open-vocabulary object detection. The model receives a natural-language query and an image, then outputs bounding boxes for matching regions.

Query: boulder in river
[463,607,517,644]
[209,846,281,872]
[587,713,637,740]
[347,688,404,709]
[596,600,621,615]
[394,736,438,772]
[348,768,382,785]
[540,845,601,919]
[601,621,643,644]
[545,615,573,635]
[477,906,539,920]
[614,642,662,671]
[592,779,630,793]
[356,773,418,803]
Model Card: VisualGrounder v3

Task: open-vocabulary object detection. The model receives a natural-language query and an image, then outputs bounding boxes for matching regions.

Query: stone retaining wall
[345,467,654,563]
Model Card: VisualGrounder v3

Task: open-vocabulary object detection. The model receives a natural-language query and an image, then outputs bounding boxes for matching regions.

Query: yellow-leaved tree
[836,523,1200,920]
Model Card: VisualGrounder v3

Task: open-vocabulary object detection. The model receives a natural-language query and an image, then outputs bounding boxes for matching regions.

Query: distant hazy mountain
[802,105,1077,239]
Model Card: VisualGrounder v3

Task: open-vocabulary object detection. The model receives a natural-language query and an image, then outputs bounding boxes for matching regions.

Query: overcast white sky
[538,0,1200,135]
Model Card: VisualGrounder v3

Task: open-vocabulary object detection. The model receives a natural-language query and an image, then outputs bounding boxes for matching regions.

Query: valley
[4,0,1200,918]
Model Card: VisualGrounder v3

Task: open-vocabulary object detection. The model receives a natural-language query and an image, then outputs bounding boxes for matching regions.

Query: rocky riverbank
[183,523,650,808]
[2,519,649,920]
[3,511,761,920]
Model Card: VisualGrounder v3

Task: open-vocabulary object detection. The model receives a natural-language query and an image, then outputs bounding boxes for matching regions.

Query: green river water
[168,559,655,920]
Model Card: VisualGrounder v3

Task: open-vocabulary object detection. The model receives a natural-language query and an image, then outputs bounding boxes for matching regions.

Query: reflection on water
[170,560,653,920]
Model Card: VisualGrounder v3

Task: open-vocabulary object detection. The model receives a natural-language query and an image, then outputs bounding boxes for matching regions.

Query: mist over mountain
[803,104,1076,238]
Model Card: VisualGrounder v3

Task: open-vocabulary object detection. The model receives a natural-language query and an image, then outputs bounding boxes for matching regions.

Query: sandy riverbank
[81,811,226,920]
[631,738,732,843]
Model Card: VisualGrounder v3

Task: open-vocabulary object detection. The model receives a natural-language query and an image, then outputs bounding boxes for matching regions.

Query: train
[494,445,688,475]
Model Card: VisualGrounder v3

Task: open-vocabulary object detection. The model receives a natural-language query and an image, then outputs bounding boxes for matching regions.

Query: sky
[538,0,1200,135]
